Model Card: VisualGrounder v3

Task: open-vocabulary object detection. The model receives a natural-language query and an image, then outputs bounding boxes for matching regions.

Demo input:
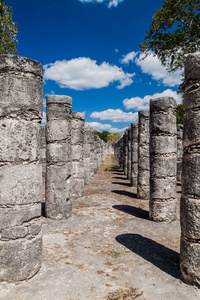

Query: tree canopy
[107,132,120,144]
[140,0,200,73]
[97,130,110,143]
[177,103,183,124]
[0,0,18,54]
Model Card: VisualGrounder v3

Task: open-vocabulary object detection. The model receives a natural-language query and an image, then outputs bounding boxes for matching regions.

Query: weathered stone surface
[182,154,200,197]
[150,177,177,200]
[0,233,42,282]
[0,164,42,205]
[0,55,43,117]
[180,53,200,287]
[46,164,72,220]
[150,156,177,178]
[127,127,131,180]
[0,204,41,231]
[84,124,92,185]
[185,52,200,83]
[177,124,183,182]
[46,96,72,120]
[137,111,150,200]
[0,119,40,162]
[46,95,72,219]
[0,55,43,282]
[181,195,200,240]
[149,97,177,222]
[46,142,71,163]
[149,200,177,222]
[183,109,200,148]
[180,236,200,288]
[72,112,85,198]
[150,136,177,154]
[130,122,138,187]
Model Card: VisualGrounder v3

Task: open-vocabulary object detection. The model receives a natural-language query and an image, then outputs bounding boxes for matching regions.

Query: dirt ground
[0,156,200,300]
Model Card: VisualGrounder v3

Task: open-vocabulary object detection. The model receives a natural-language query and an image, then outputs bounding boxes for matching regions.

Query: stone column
[180,53,200,287]
[137,111,150,200]
[46,95,72,219]
[130,122,138,187]
[89,129,95,179]
[127,127,132,180]
[0,55,43,282]
[84,124,91,185]
[72,112,85,198]
[124,132,128,176]
[177,124,183,182]
[149,97,177,222]
[40,125,46,202]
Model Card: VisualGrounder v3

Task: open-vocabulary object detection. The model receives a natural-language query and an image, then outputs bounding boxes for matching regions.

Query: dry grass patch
[104,287,144,300]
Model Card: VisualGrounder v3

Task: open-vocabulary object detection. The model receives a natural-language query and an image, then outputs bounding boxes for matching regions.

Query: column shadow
[41,202,46,217]
[113,204,149,220]
[116,234,180,279]
[112,190,137,198]
[112,181,130,187]
[112,176,128,180]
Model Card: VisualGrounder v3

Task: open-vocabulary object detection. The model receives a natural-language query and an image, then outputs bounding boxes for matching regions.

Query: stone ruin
[0,53,200,288]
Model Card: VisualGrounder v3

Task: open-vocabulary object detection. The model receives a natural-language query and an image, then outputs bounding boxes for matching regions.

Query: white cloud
[90,108,138,122]
[123,89,183,111]
[86,122,127,133]
[120,51,138,65]
[79,0,124,8]
[135,52,182,87]
[44,57,134,91]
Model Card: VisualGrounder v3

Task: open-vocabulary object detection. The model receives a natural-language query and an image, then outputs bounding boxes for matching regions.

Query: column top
[0,55,43,77]
[150,97,177,111]
[46,95,72,105]
[185,52,200,82]
[72,112,85,120]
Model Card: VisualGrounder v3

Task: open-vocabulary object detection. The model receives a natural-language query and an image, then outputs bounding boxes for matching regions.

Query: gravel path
[0,157,199,300]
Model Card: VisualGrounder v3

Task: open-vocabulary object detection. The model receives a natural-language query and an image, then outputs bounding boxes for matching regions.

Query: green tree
[140,0,200,75]
[177,103,183,124]
[97,130,110,142]
[107,132,120,144]
[0,0,18,54]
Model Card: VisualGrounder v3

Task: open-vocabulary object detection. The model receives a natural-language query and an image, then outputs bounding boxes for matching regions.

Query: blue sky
[7,0,182,132]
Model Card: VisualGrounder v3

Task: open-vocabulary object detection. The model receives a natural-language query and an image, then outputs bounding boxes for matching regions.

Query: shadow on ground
[112,190,137,199]
[116,233,180,279]
[112,182,131,187]
[112,176,128,180]
[113,204,149,220]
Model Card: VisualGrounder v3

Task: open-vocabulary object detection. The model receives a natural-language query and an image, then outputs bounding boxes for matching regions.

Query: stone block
[150,97,177,112]
[180,236,200,288]
[0,119,40,162]
[149,200,177,222]
[150,136,177,154]
[150,113,176,134]
[150,155,177,178]
[150,177,176,200]
[183,109,200,148]
[0,203,41,231]
[46,119,71,142]
[181,195,200,239]
[182,154,200,196]
[46,142,71,163]
[46,164,72,219]
[0,233,42,282]
[0,164,42,205]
